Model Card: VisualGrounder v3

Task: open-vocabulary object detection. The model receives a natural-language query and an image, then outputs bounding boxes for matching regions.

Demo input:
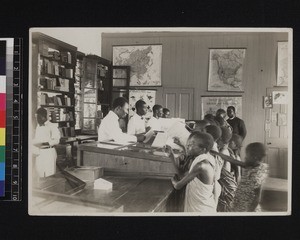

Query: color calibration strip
[10,38,22,201]
[0,38,22,201]
[0,40,6,197]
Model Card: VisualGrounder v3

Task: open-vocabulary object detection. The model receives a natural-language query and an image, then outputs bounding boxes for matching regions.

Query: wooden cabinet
[80,55,112,134]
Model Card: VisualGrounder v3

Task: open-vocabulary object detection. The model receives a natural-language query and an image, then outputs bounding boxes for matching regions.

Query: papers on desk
[149,119,190,150]
[151,132,169,148]
[166,121,190,146]
[97,143,120,149]
[159,118,185,132]
[143,129,155,143]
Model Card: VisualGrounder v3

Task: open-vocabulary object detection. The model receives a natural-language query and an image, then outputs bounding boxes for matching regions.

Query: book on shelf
[58,78,70,92]
[48,50,60,60]
[63,95,71,106]
[61,51,72,64]
[47,107,75,122]
[56,96,63,106]
[65,68,73,78]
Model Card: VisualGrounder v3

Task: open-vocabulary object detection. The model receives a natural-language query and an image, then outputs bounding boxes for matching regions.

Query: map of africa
[208,49,246,91]
[113,45,162,86]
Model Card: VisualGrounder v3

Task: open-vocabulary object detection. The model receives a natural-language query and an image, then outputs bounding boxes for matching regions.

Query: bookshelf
[32,32,77,140]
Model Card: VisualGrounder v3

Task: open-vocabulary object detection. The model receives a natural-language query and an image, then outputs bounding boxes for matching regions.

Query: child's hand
[173,137,181,145]
[165,145,174,156]
[171,176,178,188]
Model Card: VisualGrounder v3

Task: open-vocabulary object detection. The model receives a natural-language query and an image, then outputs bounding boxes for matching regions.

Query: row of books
[48,108,74,122]
[41,59,74,78]
[39,93,72,106]
[59,127,76,138]
[40,77,72,92]
[40,45,73,64]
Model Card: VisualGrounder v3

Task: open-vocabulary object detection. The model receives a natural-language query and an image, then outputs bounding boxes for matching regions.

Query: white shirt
[127,113,146,135]
[33,120,60,146]
[146,116,161,131]
[98,111,137,143]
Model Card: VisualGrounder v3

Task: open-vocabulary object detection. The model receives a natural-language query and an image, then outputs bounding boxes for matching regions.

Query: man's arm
[127,117,135,135]
[108,120,137,143]
[49,123,60,146]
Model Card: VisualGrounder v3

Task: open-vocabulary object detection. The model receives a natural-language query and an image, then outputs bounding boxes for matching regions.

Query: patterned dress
[231,163,269,212]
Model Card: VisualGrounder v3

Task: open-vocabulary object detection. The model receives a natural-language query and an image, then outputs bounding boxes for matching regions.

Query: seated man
[98,97,145,143]
[127,100,147,135]
[146,104,163,131]
[162,108,170,118]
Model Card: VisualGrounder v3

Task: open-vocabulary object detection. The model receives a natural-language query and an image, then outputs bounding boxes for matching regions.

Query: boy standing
[32,107,60,178]
[171,132,216,212]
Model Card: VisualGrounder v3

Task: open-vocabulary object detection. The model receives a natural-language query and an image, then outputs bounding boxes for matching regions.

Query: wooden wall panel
[102,32,288,148]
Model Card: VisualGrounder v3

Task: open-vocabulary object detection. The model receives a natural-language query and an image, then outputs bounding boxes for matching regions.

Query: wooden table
[32,175,174,213]
[77,142,177,178]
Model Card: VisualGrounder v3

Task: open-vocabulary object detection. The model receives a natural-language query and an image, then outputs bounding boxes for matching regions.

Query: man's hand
[136,134,146,142]
[164,145,174,156]
[33,142,50,148]
[173,137,181,146]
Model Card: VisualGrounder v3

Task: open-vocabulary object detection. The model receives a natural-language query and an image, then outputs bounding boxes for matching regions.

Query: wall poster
[201,95,242,119]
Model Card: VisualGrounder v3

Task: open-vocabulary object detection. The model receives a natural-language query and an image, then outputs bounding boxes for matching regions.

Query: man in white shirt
[146,104,163,131]
[98,97,145,143]
[127,100,147,135]
[32,107,60,178]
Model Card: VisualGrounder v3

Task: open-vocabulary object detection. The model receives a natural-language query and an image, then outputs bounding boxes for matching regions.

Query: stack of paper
[94,178,113,191]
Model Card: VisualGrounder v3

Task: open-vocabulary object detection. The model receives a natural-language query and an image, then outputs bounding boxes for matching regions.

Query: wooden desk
[32,175,174,213]
[77,142,177,178]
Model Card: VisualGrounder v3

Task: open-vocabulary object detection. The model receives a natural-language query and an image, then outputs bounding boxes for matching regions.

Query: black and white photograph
[28,27,292,216]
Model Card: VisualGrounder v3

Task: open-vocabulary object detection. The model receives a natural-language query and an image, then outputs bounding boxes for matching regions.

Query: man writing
[98,97,145,143]
[226,106,247,140]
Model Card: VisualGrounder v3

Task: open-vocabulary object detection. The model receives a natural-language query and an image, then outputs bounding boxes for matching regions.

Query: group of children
[166,109,269,213]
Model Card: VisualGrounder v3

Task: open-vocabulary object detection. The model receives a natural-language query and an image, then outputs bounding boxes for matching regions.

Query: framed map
[129,90,156,119]
[277,42,288,86]
[201,96,242,119]
[113,45,162,86]
[208,49,246,92]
